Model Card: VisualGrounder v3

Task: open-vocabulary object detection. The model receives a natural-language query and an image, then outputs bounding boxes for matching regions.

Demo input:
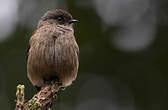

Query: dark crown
[41,9,73,21]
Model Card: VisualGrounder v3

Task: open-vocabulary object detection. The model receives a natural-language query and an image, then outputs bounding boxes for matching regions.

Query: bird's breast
[35,35,78,73]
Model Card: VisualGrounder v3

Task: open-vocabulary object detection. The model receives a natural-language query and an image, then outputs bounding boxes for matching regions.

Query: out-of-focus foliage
[0,0,168,110]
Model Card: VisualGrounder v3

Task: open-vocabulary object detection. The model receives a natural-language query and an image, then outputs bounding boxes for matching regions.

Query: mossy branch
[15,82,61,110]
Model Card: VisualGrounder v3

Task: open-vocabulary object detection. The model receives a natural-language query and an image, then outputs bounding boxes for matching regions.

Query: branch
[15,82,61,110]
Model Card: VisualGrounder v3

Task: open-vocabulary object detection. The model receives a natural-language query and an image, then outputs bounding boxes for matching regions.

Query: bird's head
[38,9,78,28]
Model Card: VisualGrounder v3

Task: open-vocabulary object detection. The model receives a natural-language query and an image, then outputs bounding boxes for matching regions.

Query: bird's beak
[69,19,78,24]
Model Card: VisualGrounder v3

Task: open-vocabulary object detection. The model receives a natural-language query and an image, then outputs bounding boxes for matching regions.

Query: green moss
[16,84,25,105]
[29,97,41,110]
[47,108,51,110]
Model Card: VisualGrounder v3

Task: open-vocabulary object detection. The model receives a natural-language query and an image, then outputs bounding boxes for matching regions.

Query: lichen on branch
[15,81,61,110]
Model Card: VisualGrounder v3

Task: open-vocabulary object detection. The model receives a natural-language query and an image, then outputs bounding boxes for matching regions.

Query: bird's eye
[57,16,63,21]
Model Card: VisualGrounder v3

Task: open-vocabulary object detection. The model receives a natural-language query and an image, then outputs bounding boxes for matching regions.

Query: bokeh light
[93,0,157,52]
[0,0,18,42]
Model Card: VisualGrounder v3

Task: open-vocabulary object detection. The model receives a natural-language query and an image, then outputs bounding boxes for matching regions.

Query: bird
[26,9,79,90]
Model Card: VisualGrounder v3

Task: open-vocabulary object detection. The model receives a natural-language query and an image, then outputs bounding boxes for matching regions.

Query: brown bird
[27,9,79,90]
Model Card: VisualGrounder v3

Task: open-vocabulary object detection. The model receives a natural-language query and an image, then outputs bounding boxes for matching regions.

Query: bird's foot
[51,79,62,93]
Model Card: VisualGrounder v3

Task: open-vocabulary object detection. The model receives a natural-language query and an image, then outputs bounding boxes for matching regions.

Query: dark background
[0,0,168,110]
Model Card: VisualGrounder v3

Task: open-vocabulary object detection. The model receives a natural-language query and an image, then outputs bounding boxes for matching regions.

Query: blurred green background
[0,0,168,110]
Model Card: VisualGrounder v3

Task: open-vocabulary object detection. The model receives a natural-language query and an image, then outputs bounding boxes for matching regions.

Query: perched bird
[27,9,79,90]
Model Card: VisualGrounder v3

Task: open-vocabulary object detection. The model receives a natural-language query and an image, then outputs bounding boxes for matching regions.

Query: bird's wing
[75,41,79,57]
[26,29,39,62]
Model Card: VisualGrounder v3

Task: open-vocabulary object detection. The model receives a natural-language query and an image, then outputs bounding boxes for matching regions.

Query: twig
[15,82,61,110]
[15,85,25,110]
